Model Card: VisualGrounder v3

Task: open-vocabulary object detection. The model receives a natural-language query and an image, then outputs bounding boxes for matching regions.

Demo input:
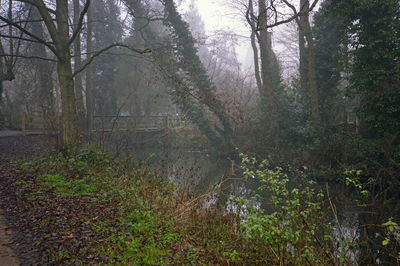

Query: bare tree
[242,0,320,145]
[0,0,17,127]
[73,0,85,130]
[29,5,55,127]
[297,0,320,125]
[0,0,150,146]
[85,1,93,131]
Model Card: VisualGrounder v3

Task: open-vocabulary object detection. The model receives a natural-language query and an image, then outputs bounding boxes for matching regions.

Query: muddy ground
[0,135,56,265]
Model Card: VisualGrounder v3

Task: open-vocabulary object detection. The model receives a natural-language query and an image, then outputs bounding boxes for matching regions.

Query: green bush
[235,153,335,264]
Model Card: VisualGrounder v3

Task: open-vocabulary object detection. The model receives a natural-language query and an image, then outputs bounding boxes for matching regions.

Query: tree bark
[55,0,79,146]
[30,7,55,125]
[86,1,93,132]
[298,0,321,125]
[246,0,262,90]
[163,0,234,148]
[73,0,85,131]
[57,59,78,146]
[258,0,279,145]
[299,0,308,100]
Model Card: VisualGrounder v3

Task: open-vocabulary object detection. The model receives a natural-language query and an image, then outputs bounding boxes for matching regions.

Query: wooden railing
[21,113,187,135]
[21,112,59,135]
[92,115,187,132]
[22,112,44,135]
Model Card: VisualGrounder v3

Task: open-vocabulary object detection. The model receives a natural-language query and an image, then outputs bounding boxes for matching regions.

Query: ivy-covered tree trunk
[163,0,233,148]
[125,0,232,150]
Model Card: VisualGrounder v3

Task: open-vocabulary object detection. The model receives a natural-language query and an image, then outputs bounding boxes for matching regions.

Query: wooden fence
[92,115,186,132]
[21,113,188,135]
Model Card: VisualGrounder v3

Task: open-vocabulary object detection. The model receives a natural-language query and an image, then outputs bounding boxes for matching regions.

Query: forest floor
[0,134,55,265]
[0,134,241,264]
[0,132,333,264]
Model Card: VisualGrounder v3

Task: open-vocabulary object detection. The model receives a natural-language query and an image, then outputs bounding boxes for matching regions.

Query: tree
[297,0,320,125]
[0,0,18,128]
[0,0,149,146]
[29,5,55,118]
[0,0,88,146]
[85,1,93,131]
[245,0,281,146]
[347,0,400,139]
[73,0,85,129]
[163,0,234,145]
[91,0,124,116]
[243,0,319,146]
[313,0,348,126]
[123,0,234,150]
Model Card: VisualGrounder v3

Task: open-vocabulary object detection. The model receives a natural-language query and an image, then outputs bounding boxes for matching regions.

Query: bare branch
[15,0,56,15]
[253,0,320,30]
[0,53,57,62]
[68,0,90,47]
[0,11,57,55]
[73,44,151,77]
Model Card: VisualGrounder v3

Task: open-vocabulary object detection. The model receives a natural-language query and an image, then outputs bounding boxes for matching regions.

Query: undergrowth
[11,148,395,264]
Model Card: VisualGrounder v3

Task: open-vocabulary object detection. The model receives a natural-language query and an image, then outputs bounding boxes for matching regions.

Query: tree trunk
[58,59,78,146]
[30,7,55,127]
[299,0,321,125]
[306,31,320,125]
[0,81,4,129]
[73,0,85,131]
[56,0,79,146]
[299,0,308,101]
[247,0,262,90]
[86,2,93,132]
[258,0,279,145]
[163,0,234,148]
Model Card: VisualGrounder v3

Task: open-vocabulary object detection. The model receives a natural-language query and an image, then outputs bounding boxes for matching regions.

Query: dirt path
[0,134,56,265]
[0,210,19,266]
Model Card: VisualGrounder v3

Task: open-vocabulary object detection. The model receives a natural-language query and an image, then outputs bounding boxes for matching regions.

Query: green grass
[13,149,343,265]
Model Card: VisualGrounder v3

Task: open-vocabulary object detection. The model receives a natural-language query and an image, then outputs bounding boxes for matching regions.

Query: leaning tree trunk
[163,0,233,148]
[125,0,231,150]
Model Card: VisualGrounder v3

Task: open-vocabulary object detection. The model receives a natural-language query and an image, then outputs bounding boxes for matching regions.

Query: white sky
[179,0,253,68]
[179,0,321,79]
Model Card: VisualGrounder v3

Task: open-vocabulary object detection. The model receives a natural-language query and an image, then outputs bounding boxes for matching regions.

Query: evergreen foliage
[91,0,124,115]
[162,0,233,148]
[313,0,349,126]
